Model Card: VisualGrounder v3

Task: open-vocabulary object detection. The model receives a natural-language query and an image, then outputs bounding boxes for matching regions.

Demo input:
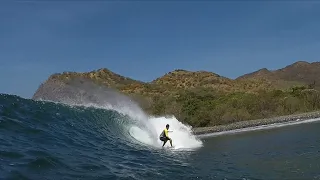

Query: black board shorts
[160,137,170,141]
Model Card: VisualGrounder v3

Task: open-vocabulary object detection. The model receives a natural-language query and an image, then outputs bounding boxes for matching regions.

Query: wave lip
[31,76,204,151]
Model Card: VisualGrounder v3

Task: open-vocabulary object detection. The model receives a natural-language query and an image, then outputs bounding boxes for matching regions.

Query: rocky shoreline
[192,111,320,135]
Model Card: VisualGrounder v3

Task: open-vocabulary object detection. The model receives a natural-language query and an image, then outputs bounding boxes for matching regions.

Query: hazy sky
[1,1,320,98]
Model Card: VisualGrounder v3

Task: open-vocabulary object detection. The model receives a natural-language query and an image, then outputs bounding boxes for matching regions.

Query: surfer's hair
[166,124,169,127]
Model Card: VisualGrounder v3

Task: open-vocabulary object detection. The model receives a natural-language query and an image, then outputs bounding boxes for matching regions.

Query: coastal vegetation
[33,61,320,128]
[148,85,320,127]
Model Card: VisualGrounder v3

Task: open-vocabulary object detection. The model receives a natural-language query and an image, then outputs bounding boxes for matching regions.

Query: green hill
[33,61,320,127]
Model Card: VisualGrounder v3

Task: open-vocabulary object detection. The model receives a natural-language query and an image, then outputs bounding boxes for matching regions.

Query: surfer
[159,124,173,147]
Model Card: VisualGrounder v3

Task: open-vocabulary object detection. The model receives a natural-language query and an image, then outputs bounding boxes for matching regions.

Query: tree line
[143,85,320,127]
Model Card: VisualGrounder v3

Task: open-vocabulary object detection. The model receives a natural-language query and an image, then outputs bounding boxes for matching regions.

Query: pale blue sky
[1,1,320,98]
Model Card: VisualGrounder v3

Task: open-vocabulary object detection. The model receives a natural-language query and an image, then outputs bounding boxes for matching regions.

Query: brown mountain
[33,61,320,102]
[48,68,143,86]
[151,69,234,92]
[236,61,320,89]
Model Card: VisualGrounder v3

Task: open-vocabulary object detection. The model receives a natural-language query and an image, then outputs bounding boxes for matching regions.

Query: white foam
[146,116,203,149]
[129,126,155,145]
[70,102,203,150]
[128,116,204,150]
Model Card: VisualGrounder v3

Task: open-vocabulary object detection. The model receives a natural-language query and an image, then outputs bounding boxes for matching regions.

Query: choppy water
[1,93,320,179]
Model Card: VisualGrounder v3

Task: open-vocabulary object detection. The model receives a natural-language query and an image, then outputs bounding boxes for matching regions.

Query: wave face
[0,91,202,179]
[2,90,320,179]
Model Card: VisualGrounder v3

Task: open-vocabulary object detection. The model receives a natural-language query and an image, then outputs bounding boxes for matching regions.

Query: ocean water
[1,93,320,180]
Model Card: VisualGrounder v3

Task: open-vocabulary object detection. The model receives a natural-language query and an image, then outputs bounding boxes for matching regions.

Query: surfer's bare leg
[162,140,167,147]
[169,139,172,147]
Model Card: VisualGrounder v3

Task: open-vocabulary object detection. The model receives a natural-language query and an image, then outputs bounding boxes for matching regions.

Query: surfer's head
[166,124,169,129]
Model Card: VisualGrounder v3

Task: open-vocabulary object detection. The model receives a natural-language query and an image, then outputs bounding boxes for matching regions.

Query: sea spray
[33,77,203,150]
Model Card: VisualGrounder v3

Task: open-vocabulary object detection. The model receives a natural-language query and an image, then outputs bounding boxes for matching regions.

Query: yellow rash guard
[159,127,173,147]
[164,129,169,138]
[160,128,170,139]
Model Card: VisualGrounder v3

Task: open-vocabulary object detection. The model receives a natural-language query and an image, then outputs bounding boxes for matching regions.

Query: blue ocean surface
[1,93,320,180]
